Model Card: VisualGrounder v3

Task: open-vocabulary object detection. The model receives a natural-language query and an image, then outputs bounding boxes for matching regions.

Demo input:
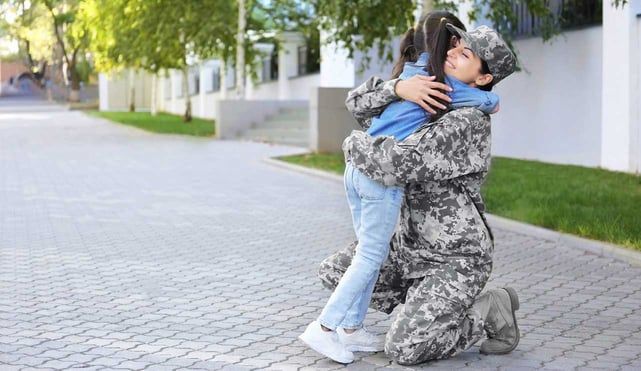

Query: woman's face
[444,38,491,87]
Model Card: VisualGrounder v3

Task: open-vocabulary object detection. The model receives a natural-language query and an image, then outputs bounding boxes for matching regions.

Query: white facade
[98,3,641,173]
[491,27,604,167]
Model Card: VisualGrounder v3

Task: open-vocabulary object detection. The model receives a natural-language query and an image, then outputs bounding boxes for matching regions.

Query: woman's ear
[475,73,494,87]
[450,35,459,48]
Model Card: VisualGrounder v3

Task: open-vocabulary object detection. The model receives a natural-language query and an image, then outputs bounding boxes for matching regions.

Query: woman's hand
[394,75,452,114]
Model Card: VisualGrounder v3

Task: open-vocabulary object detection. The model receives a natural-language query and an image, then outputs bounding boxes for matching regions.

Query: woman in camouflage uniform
[318,24,521,365]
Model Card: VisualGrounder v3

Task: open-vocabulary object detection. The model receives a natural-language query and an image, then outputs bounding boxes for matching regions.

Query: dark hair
[478,59,494,91]
[425,12,466,121]
[391,27,419,79]
[390,11,462,79]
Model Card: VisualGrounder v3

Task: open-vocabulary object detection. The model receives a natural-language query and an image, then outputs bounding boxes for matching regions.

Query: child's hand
[394,75,452,115]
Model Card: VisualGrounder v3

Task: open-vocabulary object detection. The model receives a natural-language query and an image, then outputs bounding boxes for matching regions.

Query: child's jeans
[318,161,404,330]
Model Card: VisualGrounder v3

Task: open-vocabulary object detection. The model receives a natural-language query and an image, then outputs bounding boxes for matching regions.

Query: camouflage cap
[446,24,516,85]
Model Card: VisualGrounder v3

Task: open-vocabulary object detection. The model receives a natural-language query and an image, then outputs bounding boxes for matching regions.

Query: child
[300,13,502,364]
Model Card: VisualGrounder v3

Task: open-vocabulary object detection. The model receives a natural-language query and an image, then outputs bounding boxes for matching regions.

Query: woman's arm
[345,75,453,129]
[345,76,400,129]
[343,108,491,186]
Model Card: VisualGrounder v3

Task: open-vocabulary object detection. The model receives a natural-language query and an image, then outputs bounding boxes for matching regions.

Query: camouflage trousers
[318,241,492,366]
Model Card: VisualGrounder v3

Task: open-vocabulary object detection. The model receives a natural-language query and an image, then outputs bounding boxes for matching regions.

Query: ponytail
[391,27,418,79]
[427,18,456,122]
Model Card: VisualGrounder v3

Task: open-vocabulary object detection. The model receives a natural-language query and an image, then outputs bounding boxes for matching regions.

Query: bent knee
[385,332,441,365]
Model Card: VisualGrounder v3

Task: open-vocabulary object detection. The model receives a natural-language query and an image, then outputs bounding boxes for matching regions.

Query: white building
[99,1,641,174]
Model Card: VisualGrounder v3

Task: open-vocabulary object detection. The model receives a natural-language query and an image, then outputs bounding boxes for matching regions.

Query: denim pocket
[354,168,387,200]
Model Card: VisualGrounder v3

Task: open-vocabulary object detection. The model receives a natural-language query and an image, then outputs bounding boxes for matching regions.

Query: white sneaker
[337,326,385,352]
[298,321,354,364]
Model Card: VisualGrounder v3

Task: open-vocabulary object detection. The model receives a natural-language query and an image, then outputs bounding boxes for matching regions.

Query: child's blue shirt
[366,52,499,141]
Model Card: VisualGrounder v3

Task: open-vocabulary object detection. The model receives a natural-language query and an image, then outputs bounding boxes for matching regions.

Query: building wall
[100,70,152,111]
[491,26,603,167]
[0,62,29,83]
[167,73,319,120]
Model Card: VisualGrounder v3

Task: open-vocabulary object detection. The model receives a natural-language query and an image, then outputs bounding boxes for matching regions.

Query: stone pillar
[601,2,641,173]
[278,31,305,99]
[199,64,207,117]
[220,59,227,100]
[170,70,178,114]
[319,29,356,88]
[98,73,109,111]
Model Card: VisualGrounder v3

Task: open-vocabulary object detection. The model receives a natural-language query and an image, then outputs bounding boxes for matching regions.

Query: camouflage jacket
[342,76,494,279]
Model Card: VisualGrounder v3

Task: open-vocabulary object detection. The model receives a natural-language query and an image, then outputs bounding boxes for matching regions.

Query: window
[298,45,308,76]
[261,53,278,82]
[212,67,220,92]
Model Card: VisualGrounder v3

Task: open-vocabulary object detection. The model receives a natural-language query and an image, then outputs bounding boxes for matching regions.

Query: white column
[601,2,641,173]
[245,64,254,100]
[199,64,206,117]
[170,70,178,114]
[220,59,227,99]
[277,32,305,99]
[98,73,109,111]
[319,29,355,87]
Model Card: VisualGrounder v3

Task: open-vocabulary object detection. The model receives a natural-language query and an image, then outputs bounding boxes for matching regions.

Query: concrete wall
[491,27,603,167]
[99,69,152,111]
[217,100,308,139]
[250,74,319,100]
[309,87,362,153]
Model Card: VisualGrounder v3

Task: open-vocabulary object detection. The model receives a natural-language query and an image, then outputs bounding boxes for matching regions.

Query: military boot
[473,287,520,355]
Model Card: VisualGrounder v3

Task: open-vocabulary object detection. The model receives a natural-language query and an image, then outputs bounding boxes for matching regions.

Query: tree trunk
[68,64,81,102]
[128,69,136,112]
[182,66,192,122]
[150,74,157,116]
[235,0,246,100]
[421,0,435,12]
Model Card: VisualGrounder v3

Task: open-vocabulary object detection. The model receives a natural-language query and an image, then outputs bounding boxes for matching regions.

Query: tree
[41,0,89,102]
[0,0,56,85]
[84,0,236,120]
[313,0,628,70]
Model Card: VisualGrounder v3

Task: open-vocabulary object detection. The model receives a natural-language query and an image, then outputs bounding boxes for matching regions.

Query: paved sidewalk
[1,107,640,371]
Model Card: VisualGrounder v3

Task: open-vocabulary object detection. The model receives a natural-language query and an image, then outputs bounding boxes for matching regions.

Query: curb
[263,157,345,184]
[485,214,641,267]
[264,157,641,268]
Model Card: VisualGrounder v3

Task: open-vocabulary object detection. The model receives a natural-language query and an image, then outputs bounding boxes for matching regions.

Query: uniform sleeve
[343,108,491,186]
[345,76,401,129]
[450,87,500,114]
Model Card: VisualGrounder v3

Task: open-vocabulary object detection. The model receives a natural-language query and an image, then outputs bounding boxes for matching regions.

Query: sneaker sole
[298,335,354,364]
[480,287,520,355]
[345,345,384,352]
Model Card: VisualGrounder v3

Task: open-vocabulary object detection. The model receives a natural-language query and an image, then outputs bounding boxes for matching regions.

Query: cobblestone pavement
[1,106,641,371]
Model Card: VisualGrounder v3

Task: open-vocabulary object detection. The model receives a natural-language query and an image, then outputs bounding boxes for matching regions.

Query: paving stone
[1,107,640,371]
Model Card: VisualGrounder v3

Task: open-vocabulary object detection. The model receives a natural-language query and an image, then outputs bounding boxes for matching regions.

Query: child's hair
[391,11,464,79]
[390,27,420,79]
[426,14,467,121]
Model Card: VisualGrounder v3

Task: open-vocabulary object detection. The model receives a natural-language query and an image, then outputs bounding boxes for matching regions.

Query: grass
[89,111,216,137]
[277,153,641,251]
[278,152,346,175]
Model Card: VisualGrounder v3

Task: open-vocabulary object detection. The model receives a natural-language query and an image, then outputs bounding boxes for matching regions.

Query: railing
[512,0,602,38]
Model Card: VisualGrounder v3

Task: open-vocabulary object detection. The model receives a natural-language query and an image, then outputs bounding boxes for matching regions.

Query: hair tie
[403,44,416,56]
[440,17,448,23]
